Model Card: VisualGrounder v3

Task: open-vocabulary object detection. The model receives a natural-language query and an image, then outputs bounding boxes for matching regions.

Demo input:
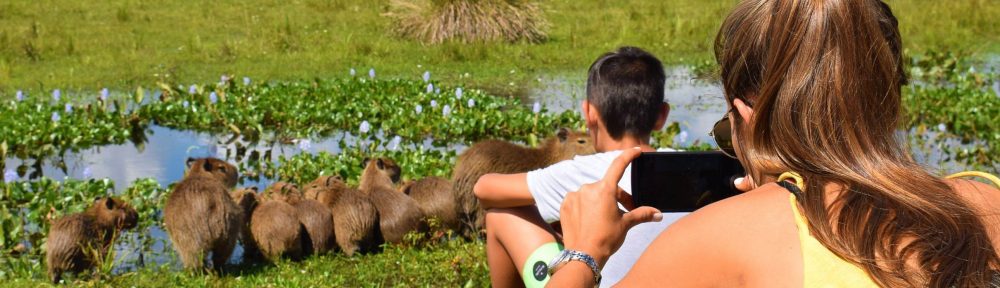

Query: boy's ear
[582,100,600,127]
[652,102,670,130]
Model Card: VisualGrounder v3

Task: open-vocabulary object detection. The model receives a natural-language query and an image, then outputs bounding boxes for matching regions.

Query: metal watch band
[548,249,602,285]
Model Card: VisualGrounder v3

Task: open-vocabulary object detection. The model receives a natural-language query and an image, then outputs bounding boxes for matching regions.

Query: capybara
[359,158,426,244]
[266,181,336,255]
[304,175,381,256]
[452,128,595,237]
[163,157,243,271]
[402,176,459,232]
[249,199,306,262]
[230,187,263,263]
[263,181,300,203]
[46,197,138,284]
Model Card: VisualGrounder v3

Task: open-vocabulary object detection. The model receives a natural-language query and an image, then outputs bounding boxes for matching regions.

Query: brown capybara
[249,199,306,262]
[359,158,426,244]
[452,128,595,237]
[163,157,243,271]
[46,197,138,284]
[229,187,263,263]
[402,176,459,232]
[304,175,381,256]
[265,181,336,255]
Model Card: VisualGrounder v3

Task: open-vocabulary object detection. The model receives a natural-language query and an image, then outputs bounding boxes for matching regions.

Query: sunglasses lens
[712,116,738,159]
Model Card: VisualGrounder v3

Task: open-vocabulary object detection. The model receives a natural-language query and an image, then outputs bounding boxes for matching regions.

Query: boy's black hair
[586,46,666,140]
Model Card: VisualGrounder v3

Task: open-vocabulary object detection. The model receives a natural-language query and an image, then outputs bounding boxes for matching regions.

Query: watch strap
[548,249,602,285]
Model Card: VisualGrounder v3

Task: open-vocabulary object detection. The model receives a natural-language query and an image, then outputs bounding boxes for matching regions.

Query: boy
[474,46,672,287]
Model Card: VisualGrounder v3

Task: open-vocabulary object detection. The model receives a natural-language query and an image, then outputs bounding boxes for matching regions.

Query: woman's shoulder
[945,177,1000,215]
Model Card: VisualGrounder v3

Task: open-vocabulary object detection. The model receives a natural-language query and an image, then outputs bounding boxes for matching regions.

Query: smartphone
[630,151,746,212]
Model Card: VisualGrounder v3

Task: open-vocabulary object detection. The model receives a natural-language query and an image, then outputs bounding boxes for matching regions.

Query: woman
[547,0,1000,287]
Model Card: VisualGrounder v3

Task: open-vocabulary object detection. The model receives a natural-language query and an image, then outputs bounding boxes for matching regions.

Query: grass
[0,0,998,95]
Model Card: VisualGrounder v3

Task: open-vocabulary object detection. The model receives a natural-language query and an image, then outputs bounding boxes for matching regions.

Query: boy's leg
[485,206,561,288]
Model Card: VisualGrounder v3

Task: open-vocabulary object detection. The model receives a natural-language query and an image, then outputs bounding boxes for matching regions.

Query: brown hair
[715,0,998,286]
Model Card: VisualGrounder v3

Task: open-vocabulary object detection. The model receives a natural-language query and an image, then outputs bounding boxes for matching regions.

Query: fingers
[734,174,755,192]
[617,189,635,211]
[601,147,643,188]
[621,206,662,229]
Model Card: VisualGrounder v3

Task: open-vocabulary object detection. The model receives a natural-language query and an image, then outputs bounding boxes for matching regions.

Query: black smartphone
[630,151,746,212]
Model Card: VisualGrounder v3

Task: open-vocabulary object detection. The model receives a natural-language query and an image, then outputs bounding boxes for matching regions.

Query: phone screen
[630,151,746,212]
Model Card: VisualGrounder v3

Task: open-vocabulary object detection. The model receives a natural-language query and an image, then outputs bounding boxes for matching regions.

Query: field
[0,0,999,286]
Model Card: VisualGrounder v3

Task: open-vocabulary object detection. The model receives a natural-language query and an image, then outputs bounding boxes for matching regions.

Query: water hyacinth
[53,89,61,102]
[100,88,109,102]
[65,103,73,113]
[243,77,251,86]
[426,83,434,94]
[350,68,356,76]
[676,130,689,144]
[359,120,371,134]
[455,87,463,99]
[532,102,542,114]
[938,123,947,133]
[221,75,230,83]
[435,87,440,94]
[3,169,17,183]
[389,135,402,151]
[467,99,475,108]
[430,100,438,108]
[297,139,312,151]
[369,68,376,79]
[423,71,431,82]
[209,92,218,104]
[442,105,451,117]
[51,112,61,122]
[189,85,197,94]
[15,90,24,101]
[415,104,423,114]
[82,166,93,179]
[182,100,190,108]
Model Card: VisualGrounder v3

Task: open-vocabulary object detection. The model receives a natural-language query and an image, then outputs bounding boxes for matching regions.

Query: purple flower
[350,68,356,76]
[182,100,190,108]
[442,105,451,117]
[415,105,423,114]
[368,68,375,79]
[430,100,438,108]
[15,90,24,102]
[435,87,440,94]
[64,103,73,113]
[51,112,61,122]
[467,99,475,108]
[676,130,689,144]
[189,85,197,94]
[221,75,230,83]
[100,88,109,102]
[455,87,463,99]
[532,102,541,114]
[209,92,218,104]
[243,77,251,86]
[937,123,947,132]
[82,166,93,179]
[426,83,434,94]
[422,71,431,82]
[297,139,312,151]
[359,120,371,134]
[389,136,402,151]
[53,89,61,102]
[3,169,17,183]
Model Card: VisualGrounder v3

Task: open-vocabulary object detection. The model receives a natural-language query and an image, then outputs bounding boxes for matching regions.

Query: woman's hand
[559,147,663,267]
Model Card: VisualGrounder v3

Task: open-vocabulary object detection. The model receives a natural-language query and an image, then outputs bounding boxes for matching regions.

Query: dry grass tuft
[387,0,548,44]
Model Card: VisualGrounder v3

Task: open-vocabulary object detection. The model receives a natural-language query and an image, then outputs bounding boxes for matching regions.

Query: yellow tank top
[780,171,1000,287]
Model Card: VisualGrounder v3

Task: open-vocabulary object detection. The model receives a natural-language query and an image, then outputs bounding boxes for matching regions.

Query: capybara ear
[203,160,213,172]
[94,196,104,204]
[362,158,371,168]
[104,198,115,210]
[250,186,259,192]
[557,127,570,142]
[376,158,385,170]
[325,176,337,186]
[186,157,196,168]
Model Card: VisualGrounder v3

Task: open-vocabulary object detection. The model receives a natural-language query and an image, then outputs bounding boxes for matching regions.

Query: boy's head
[584,46,668,147]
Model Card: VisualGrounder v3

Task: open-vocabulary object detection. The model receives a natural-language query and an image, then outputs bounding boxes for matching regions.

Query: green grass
[1,0,998,95]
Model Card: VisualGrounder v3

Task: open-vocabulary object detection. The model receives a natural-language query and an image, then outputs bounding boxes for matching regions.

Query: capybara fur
[305,175,382,256]
[46,197,138,284]
[163,157,243,271]
[266,181,336,255]
[249,199,307,262]
[230,187,263,263]
[360,158,426,244]
[453,128,595,237]
[402,177,459,232]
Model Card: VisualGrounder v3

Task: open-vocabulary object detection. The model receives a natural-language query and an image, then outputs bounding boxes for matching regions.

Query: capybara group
[305,175,382,256]
[402,176,459,232]
[163,157,243,271]
[452,128,595,236]
[46,197,138,284]
[360,158,426,244]
[265,181,337,255]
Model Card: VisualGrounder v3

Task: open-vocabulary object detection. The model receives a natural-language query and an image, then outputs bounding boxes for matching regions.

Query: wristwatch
[548,249,602,285]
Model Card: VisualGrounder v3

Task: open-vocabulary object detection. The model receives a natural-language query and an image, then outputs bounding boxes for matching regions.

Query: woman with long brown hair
[546,0,1000,287]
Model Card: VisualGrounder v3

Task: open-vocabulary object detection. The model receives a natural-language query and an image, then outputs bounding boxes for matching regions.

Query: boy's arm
[473,173,534,209]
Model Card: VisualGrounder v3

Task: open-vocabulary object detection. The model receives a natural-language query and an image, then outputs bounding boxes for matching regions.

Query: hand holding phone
[630,151,745,212]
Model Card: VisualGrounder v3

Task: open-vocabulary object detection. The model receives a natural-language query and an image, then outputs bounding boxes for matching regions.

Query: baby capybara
[46,197,138,284]
[360,158,426,244]
[453,128,595,237]
[230,187,263,263]
[304,175,381,256]
[163,157,243,271]
[266,181,336,255]
[402,176,459,232]
[250,199,306,262]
